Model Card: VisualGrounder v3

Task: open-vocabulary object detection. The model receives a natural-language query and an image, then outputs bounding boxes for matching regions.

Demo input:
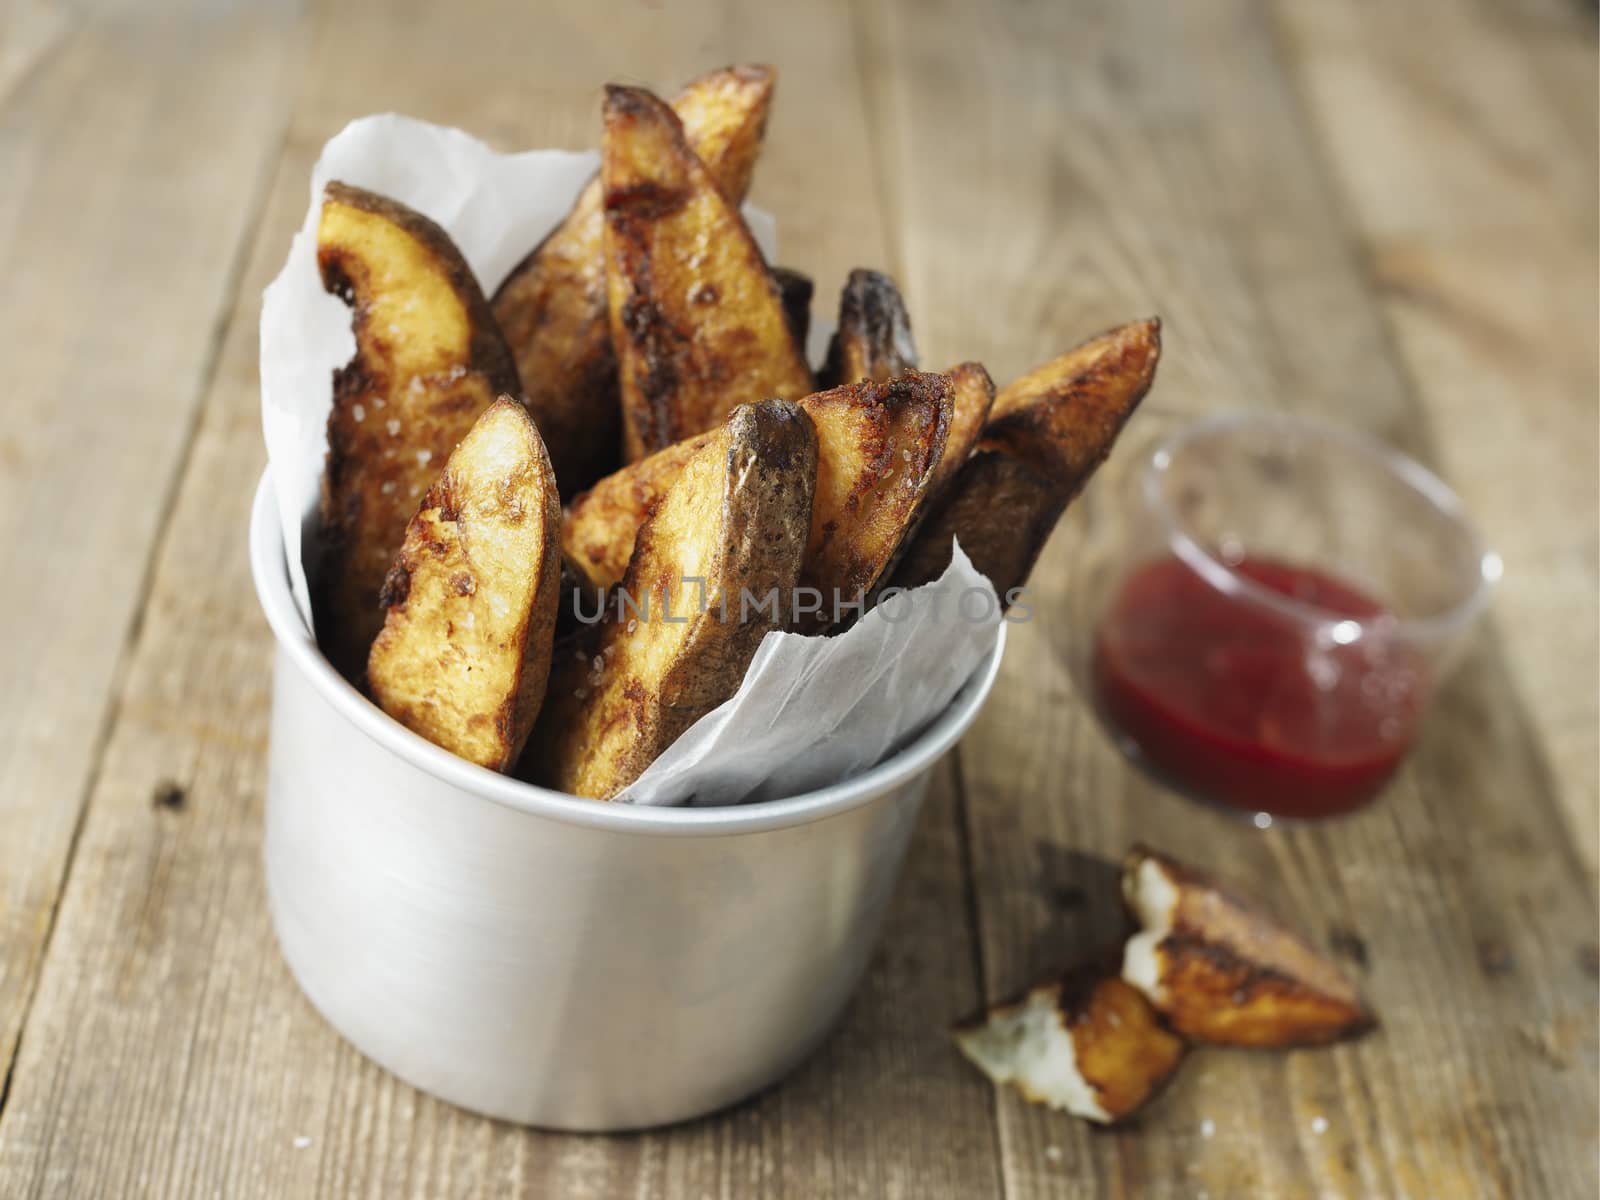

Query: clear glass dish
[1063,410,1500,823]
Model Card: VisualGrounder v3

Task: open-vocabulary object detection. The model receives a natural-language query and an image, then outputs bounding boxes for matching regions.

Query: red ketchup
[1092,555,1426,819]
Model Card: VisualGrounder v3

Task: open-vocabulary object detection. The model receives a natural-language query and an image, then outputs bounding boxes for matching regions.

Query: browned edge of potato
[315,181,523,682]
[526,399,818,799]
[1121,844,1377,1047]
[924,360,995,500]
[602,83,812,461]
[771,266,815,366]
[953,955,1188,1123]
[367,399,560,771]
[491,65,776,500]
[889,318,1161,604]
[817,267,919,388]
[563,370,952,633]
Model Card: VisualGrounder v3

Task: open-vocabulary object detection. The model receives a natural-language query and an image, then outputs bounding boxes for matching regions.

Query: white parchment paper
[259,114,1002,807]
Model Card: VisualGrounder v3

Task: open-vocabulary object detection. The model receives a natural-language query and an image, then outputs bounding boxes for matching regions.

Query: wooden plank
[0,1,1003,1196]
[1272,0,1599,873]
[861,0,1597,1196]
[0,0,302,1087]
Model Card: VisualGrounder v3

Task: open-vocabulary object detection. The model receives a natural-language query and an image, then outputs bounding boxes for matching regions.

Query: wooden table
[1,1,1594,1195]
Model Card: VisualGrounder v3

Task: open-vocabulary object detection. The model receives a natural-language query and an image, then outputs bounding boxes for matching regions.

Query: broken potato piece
[1122,844,1377,1047]
[890,318,1160,603]
[315,181,522,681]
[528,399,818,799]
[492,65,776,498]
[818,268,918,388]
[561,371,951,632]
[954,961,1187,1124]
[603,84,813,460]
[367,399,560,772]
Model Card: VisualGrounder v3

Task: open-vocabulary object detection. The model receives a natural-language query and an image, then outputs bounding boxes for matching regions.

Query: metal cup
[249,472,1006,1130]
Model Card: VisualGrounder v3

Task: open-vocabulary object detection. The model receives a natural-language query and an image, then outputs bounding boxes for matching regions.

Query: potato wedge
[529,399,817,799]
[954,958,1187,1124]
[315,181,522,681]
[602,84,813,460]
[1122,844,1377,1047]
[889,319,1160,602]
[772,266,816,362]
[817,268,918,388]
[563,371,951,632]
[925,361,995,499]
[492,65,776,498]
[367,399,560,771]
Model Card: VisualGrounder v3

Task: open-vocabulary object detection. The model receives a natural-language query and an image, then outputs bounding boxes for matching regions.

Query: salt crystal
[1311,1116,1328,1135]
[1044,1146,1062,1163]
[626,619,638,634]
[592,656,603,672]
[417,449,433,466]
[902,449,910,462]
[380,481,396,495]
[1200,1119,1215,1138]
[386,418,401,436]
[575,687,587,700]
[374,397,386,408]
[293,1136,311,1150]
[352,404,365,423]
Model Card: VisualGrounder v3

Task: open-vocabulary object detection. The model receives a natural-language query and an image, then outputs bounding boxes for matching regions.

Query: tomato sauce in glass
[1092,555,1426,818]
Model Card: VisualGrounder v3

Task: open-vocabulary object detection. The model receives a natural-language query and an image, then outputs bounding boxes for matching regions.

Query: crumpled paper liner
[259,114,1002,807]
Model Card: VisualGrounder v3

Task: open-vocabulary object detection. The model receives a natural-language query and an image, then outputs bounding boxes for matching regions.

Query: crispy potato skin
[528,400,817,799]
[771,266,815,362]
[890,319,1160,600]
[491,66,775,499]
[562,371,951,632]
[315,182,522,681]
[367,399,560,771]
[602,85,812,460]
[817,268,918,388]
[1064,971,1187,1120]
[925,361,995,500]
[1123,845,1376,1047]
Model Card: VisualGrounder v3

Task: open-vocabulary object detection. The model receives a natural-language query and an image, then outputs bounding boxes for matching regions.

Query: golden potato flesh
[491,65,776,499]
[602,84,812,460]
[315,181,521,681]
[562,371,952,633]
[367,399,560,772]
[890,318,1161,603]
[1122,844,1377,1047]
[528,399,817,799]
[924,360,995,500]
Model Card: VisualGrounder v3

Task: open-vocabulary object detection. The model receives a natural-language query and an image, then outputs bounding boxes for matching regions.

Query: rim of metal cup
[1143,411,1501,645]
[249,470,1006,837]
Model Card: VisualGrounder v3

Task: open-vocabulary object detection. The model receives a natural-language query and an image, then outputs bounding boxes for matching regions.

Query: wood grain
[0,0,1593,1195]
[0,0,302,1094]
[862,0,1597,1195]
[1273,0,1600,874]
[0,0,1000,1196]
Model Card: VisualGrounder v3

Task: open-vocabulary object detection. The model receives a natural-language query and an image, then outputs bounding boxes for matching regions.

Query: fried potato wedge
[954,959,1187,1124]
[367,399,560,771]
[818,268,918,388]
[772,266,816,362]
[925,361,995,500]
[563,371,951,631]
[889,319,1160,603]
[492,65,776,498]
[1121,844,1377,1047]
[315,182,523,681]
[529,399,817,799]
[603,84,813,460]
